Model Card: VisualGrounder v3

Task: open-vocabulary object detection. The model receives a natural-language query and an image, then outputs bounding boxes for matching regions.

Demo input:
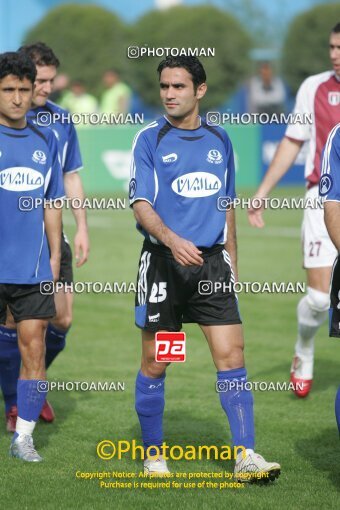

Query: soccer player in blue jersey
[0,51,64,461]
[320,123,340,433]
[0,43,89,431]
[129,56,280,481]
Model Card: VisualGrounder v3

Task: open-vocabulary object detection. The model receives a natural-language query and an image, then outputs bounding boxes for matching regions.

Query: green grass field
[1,187,339,510]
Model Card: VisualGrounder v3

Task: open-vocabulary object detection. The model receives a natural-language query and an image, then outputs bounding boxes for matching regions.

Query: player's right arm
[248,137,303,227]
[248,77,311,228]
[322,125,340,251]
[130,129,203,266]
[133,201,203,266]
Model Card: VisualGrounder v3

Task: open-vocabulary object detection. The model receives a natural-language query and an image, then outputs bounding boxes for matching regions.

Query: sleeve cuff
[129,197,153,208]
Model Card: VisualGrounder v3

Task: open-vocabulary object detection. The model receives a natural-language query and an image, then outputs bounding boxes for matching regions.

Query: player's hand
[74,228,90,267]
[50,257,61,282]
[247,197,265,228]
[166,233,204,266]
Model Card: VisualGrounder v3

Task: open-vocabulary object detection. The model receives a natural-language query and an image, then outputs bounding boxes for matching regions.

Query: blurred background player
[60,79,98,120]
[130,55,280,481]
[100,69,131,116]
[0,42,90,431]
[0,51,64,461]
[320,123,340,434]
[248,23,340,398]
[248,61,286,115]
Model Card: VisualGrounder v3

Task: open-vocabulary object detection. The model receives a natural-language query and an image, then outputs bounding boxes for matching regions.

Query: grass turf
[1,187,339,509]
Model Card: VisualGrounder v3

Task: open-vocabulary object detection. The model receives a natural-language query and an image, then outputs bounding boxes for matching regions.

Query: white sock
[16,416,36,437]
[294,289,329,378]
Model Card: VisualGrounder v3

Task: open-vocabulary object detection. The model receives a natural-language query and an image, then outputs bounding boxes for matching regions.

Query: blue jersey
[27,100,83,174]
[129,116,236,247]
[0,122,64,284]
[320,123,340,201]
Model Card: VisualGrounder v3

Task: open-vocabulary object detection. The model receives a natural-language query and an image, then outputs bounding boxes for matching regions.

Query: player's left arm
[45,206,63,281]
[223,133,238,280]
[324,202,340,251]
[225,207,238,282]
[63,121,89,267]
[63,171,89,267]
[45,134,65,281]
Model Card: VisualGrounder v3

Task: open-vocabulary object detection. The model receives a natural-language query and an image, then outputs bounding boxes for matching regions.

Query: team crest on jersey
[319,174,333,196]
[162,153,178,163]
[328,92,340,106]
[32,150,47,165]
[129,178,137,199]
[172,171,221,198]
[0,167,44,191]
[207,149,223,164]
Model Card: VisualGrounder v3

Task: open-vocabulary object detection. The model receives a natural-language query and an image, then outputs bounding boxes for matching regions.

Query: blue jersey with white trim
[320,123,340,201]
[27,100,83,174]
[129,116,236,247]
[0,122,64,284]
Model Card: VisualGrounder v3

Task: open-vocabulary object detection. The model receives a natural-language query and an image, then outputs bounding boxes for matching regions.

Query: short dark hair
[18,42,60,67]
[0,52,36,84]
[157,56,206,92]
[331,22,340,34]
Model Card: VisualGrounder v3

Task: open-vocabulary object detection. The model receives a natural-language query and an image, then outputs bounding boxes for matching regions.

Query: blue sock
[13,379,47,441]
[0,326,20,412]
[135,370,165,455]
[45,324,67,369]
[335,386,340,436]
[217,368,255,449]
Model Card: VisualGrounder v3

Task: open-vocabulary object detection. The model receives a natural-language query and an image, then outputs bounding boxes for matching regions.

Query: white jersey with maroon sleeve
[285,71,340,188]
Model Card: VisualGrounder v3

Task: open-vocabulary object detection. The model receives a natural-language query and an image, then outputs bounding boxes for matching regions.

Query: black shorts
[0,284,56,324]
[330,255,340,337]
[135,240,242,332]
[59,232,73,284]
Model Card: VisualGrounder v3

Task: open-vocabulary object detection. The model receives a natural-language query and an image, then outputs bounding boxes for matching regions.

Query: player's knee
[297,289,329,332]
[215,345,244,370]
[20,332,45,349]
[305,286,330,313]
[52,313,72,332]
[141,357,169,378]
